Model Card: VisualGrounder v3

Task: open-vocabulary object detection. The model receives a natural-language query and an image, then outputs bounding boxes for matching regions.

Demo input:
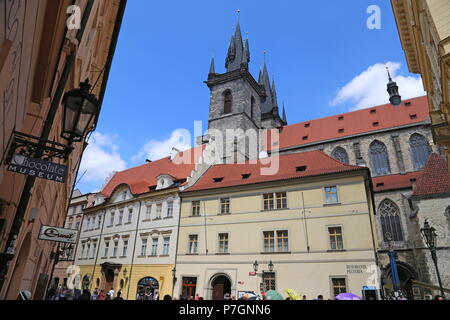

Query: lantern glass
[268,261,274,272]
[75,99,97,139]
[62,96,83,140]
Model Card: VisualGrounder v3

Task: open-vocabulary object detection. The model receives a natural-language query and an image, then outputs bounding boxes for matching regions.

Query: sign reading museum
[7,154,68,183]
[38,225,79,244]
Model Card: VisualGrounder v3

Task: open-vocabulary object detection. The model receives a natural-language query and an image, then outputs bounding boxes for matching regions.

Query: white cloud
[79,132,127,189]
[330,62,426,111]
[132,129,192,163]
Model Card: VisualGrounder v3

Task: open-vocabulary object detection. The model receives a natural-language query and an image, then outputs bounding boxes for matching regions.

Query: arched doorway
[211,275,232,300]
[383,262,418,300]
[136,277,159,300]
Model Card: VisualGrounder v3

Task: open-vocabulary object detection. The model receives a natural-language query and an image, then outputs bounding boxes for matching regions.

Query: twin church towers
[202,19,287,163]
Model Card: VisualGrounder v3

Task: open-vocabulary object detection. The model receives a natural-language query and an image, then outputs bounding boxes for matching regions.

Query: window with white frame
[263,230,289,253]
[151,238,158,256]
[112,241,118,257]
[163,237,170,255]
[85,218,90,231]
[90,218,95,230]
[191,201,201,216]
[75,221,80,230]
[86,243,90,259]
[141,238,148,256]
[122,239,128,257]
[324,186,339,204]
[167,201,174,218]
[156,204,162,219]
[328,226,344,250]
[81,243,86,259]
[109,212,115,226]
[128,208,133,223]
[188,235,198,254]
[104,240,110,257]
[91,242,97,259]
[220,198,230,215]
[145,206,151,220]
[218,233,229,253]
[122,191,127,201]
[118,210,124,225]
[96,216,101,229]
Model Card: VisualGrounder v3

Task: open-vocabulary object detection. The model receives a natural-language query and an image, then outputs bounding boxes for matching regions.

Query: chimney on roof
[170,147,181,161]
[146,159,152,163]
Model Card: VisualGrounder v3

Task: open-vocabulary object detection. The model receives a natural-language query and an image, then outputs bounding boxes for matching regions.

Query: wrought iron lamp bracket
[6,131,74,163]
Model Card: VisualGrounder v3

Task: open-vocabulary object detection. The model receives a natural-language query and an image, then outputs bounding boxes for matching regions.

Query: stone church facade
[188,19,447,299]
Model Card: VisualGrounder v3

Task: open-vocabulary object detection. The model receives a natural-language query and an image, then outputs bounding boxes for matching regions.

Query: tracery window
[409,134,431,170]
[331,147,349,165]
[369,141,391,175]
[379,199,404,242]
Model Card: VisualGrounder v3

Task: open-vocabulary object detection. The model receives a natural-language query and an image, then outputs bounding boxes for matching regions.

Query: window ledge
[110,256,117,259]
[163,216,173,220]
[260,251,291,255]
[119,256,127,259]
[153,218,162,221]
[137,255,146,258]
[216,253,230,255]
[260,208,289,212]
[159,255,170,257]
[116,224,123,227]
[323,202,341,207]
[125,222,132,225]
[142,219,151,222]
[186,253,199,256]
[327,249,346,253]
[218,213,231,216]
[148,255,158,258]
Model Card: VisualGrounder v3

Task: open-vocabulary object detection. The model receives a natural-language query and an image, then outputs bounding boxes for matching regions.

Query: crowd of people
[46,285,124,301]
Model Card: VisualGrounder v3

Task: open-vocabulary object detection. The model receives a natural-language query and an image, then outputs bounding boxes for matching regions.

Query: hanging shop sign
[7,154,68,183]
[38,225,78,244]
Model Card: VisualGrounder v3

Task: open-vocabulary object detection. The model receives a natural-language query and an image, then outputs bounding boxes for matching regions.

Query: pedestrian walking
[97,290,106,300]
[108,288,115,299]
[78,290,91,300]
[113,291,124,300]
[91,288,99,300]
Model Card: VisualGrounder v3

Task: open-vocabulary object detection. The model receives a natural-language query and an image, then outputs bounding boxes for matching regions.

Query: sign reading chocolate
[38,225,79,244]
[7,154,68,183]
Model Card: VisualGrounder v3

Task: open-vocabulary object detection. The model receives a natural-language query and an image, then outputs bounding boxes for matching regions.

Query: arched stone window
[379,199,404,242]
[223,90,232,114]
[331,147,349,164]
[369,140,391,175]
[409,133,431,170]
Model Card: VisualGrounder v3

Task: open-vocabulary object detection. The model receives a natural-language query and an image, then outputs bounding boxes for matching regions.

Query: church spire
[208,56,216,78]
[271,77,278,108]
[386,66,402,106]
[282,102,287,124]
[225,12,247,72]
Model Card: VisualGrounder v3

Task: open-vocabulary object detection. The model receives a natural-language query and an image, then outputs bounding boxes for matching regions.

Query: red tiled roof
[413,154,450,197]
[372,171,422,192]
[101,145,204,198]
[185,151,366,192]
[265,96,430,151]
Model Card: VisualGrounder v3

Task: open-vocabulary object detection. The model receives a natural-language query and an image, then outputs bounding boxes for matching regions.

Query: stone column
[391,134,405,173]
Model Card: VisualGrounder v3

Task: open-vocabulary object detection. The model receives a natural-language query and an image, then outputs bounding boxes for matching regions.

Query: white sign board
[38,225,79,244]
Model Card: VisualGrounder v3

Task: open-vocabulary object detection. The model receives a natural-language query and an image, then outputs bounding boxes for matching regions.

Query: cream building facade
[174,151,380,300]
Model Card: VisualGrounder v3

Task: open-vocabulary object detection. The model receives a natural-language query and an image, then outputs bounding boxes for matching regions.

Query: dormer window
[410,114,418,120]
[304,123,310,128]
[373,122,380,127]
[122,191,127,201]
[242,174,251,180]
[296,166,307,172]
[213,177,224,183]
[370,109,377,114]
[223,90,232,114]
[302,136,309,141]
[338,116,344,121]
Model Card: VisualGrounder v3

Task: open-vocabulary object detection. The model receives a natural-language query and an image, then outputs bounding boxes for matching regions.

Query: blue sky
[76,0,425,193]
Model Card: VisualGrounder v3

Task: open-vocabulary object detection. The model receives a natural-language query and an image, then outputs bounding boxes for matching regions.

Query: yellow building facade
[391,0,450,169]
[174,151,381,300]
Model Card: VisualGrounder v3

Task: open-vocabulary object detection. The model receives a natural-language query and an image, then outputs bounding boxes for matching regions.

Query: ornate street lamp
[253,261,259,272]
[268,261,274,273]
[172,267,177,284]
[61,80,99,143]
[420,220,445,297]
